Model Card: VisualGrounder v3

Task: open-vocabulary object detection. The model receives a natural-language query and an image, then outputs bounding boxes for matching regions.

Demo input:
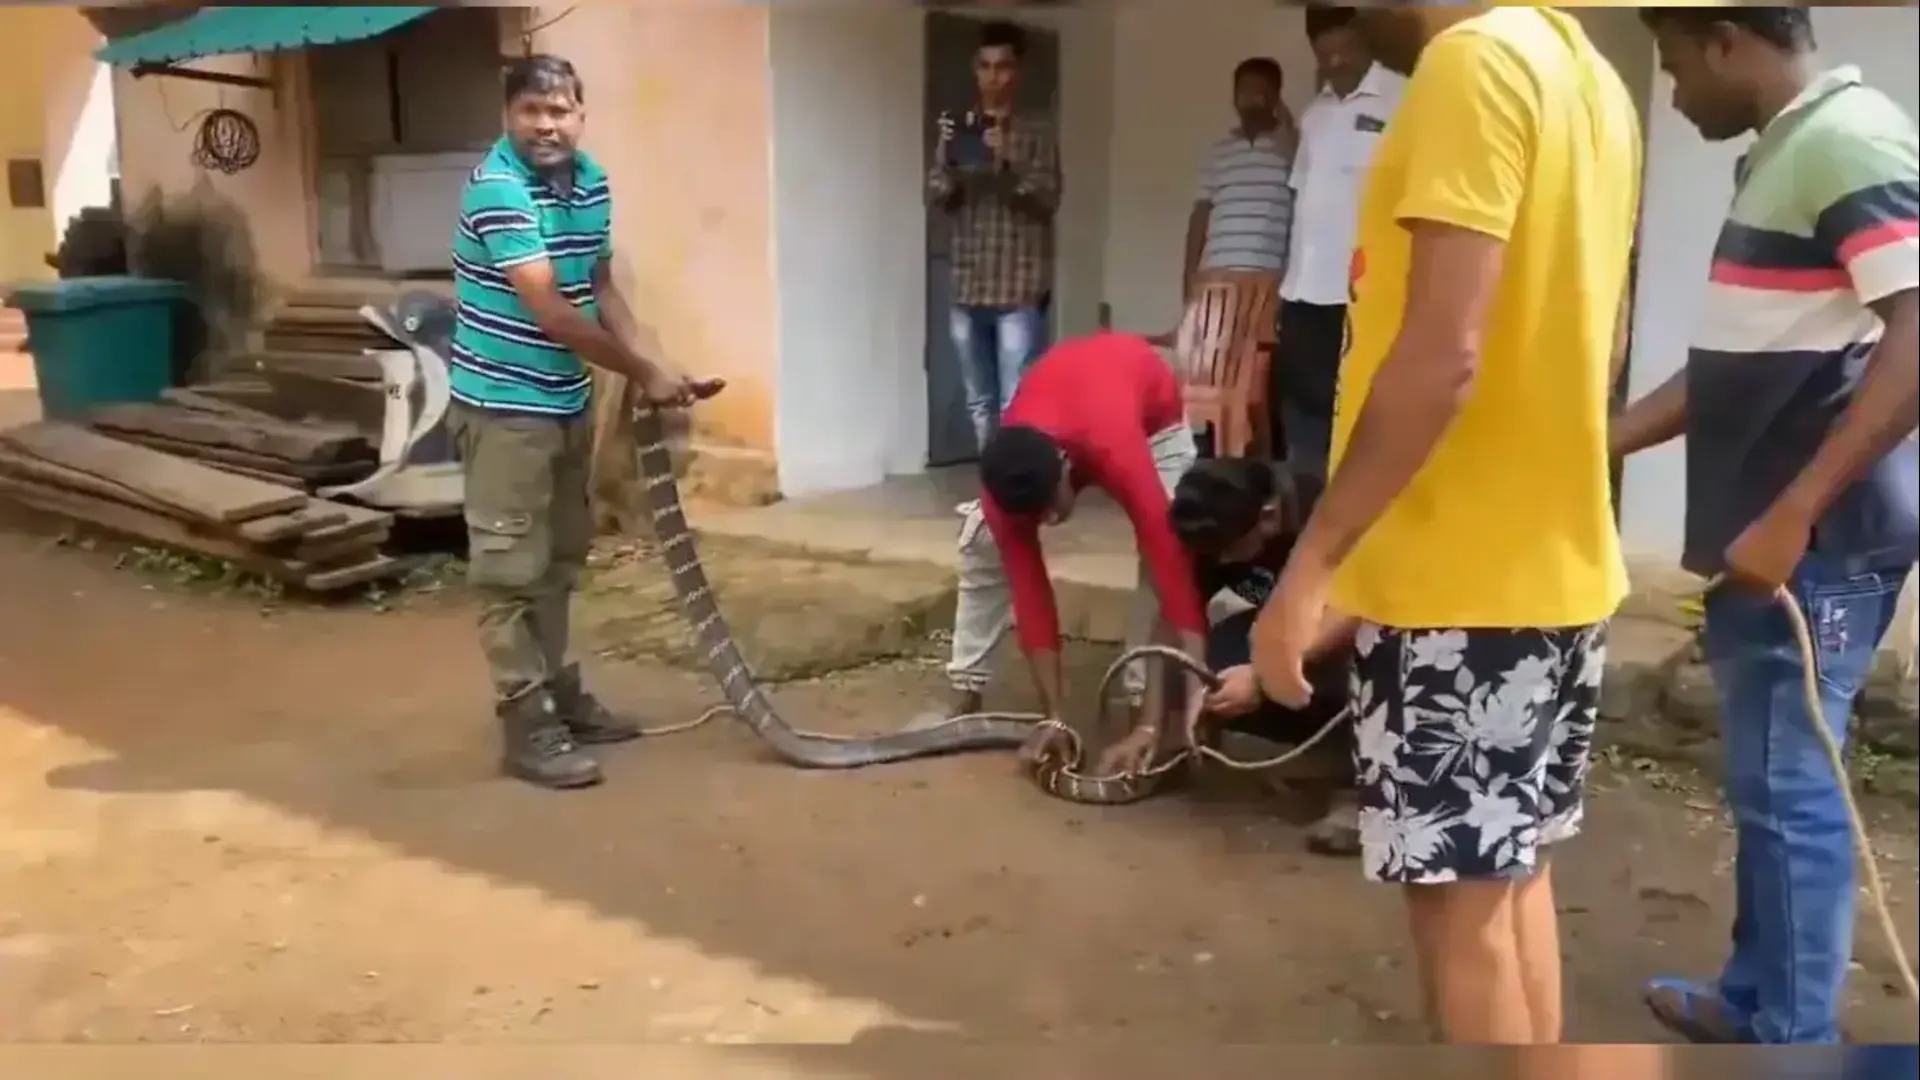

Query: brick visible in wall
[6,159,45,210]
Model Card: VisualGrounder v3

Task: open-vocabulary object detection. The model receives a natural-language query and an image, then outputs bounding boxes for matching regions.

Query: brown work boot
[499,690,603,790]
[550,664,642,745]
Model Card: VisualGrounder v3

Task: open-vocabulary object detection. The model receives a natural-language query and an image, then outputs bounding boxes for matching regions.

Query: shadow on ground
[1,515,1914,1057]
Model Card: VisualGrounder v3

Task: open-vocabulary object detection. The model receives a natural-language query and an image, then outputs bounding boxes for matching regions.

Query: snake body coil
[394,300,1920,1008]
[631,406,1181,804]
[377,289,1180,804]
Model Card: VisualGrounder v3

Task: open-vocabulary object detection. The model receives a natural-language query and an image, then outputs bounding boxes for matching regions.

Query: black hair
[978,20,1027,59]
[1169,458,1297,559]
[1304,5,1358,41]
[504,54,586,105]
[1233,57,1283,89]
[978,426,1062,515]
[1639,6,1815,53]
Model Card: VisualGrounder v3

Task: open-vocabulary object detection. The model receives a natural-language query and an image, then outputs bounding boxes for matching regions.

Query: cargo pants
[449,402,596,701]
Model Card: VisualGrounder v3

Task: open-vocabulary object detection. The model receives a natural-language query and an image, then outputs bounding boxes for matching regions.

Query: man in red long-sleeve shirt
[941,331,1205,774]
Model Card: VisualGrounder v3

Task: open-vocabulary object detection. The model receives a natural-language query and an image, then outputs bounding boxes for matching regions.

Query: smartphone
[947,110,992,170]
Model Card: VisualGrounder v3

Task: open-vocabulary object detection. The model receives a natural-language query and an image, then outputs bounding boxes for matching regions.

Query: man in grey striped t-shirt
[1181,57,1298,301]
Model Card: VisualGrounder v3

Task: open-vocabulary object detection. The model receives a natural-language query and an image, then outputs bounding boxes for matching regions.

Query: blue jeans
[949,304,1042,447]
[1697,554,1909,1044]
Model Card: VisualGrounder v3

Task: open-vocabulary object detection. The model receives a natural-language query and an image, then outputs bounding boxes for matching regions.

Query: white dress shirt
[1279,63,1408,307]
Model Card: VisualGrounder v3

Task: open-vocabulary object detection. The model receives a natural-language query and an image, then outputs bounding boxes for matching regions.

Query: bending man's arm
[1106,441,1208,717]
[981,497,1066,720]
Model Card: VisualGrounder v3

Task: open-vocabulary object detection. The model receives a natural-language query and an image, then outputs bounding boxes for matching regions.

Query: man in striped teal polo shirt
[1620,7,1918,1045]
[451,55,723,790]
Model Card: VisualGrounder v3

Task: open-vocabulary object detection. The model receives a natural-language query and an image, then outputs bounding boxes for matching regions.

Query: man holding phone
[927,19,1062,449]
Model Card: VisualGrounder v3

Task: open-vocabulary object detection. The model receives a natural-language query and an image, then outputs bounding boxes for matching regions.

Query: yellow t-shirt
[1328,7,1640,630]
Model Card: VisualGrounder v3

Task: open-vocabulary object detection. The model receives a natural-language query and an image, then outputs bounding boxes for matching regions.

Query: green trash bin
[5,276,190,422]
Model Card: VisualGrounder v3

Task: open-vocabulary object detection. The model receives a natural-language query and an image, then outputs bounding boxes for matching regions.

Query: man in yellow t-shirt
[1252,5,1640,1045]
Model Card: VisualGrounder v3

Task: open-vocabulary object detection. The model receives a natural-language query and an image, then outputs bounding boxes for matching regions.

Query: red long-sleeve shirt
[980,332,1206,654]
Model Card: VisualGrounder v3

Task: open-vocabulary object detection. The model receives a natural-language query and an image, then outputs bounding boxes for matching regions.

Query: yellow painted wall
[0,7,106,286]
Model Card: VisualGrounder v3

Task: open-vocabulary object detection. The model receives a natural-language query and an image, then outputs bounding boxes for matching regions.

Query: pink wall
[529,3,779,454]
[113,5,779,455]
[113,51,322,295]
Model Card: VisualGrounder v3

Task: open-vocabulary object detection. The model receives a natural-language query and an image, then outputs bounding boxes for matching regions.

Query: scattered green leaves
[112,543,283,604]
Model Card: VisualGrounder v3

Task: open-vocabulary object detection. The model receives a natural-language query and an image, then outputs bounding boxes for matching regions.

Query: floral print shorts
[1350,621,1608,885]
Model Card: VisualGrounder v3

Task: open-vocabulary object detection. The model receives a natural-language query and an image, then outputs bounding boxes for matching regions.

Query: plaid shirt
[927,114,1060,308]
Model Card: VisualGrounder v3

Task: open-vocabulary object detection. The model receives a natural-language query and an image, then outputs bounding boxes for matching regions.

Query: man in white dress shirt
[1271,6,1407,484]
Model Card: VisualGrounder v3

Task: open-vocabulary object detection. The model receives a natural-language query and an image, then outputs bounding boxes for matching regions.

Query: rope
[636,586,1916,1004]
[1761,581,1918,1002]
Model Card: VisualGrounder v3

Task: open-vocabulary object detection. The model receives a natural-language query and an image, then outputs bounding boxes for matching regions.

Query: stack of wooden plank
[171,372,387,437]
[84,390,378,493]
[205,285,434,433]
[0,421,401,592]
[259,302,392,376]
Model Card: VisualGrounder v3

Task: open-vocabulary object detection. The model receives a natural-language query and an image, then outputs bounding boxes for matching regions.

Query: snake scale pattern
[630,406,1184,805]
[383,291,1182,803]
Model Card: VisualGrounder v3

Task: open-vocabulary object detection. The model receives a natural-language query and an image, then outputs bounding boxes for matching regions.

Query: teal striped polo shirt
[449,136,612,415]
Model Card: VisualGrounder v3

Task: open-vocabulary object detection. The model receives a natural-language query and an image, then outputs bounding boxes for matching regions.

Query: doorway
[922,11,1060,468]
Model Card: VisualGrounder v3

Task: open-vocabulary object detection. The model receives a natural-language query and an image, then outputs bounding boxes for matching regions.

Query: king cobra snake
[625,405,1350,805]
[369,290,1312,805]
[382,289,1910,1002]
[619,404,1920,1003]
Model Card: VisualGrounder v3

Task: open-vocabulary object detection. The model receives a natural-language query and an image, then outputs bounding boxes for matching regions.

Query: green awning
[97,6,435,67]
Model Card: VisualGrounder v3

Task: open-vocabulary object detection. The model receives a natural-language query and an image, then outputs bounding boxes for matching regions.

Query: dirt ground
[0,519,1915,1054]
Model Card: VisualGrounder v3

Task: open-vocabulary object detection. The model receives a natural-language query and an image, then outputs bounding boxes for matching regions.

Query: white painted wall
[767,5,926,497]
[766,0,1117,497]
[49,62,116,242]
[1099,5,1651,341]
[1101,0,1318,338]
[1040,1,1115,343]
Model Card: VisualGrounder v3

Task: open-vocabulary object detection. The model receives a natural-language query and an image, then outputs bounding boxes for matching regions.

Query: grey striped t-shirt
[1196,131,1295,273]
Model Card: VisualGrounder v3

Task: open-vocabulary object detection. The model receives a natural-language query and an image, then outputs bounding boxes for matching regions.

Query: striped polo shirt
[1685,66,1919,576]
[1195,130,1295,274]
[449,136,613,415]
